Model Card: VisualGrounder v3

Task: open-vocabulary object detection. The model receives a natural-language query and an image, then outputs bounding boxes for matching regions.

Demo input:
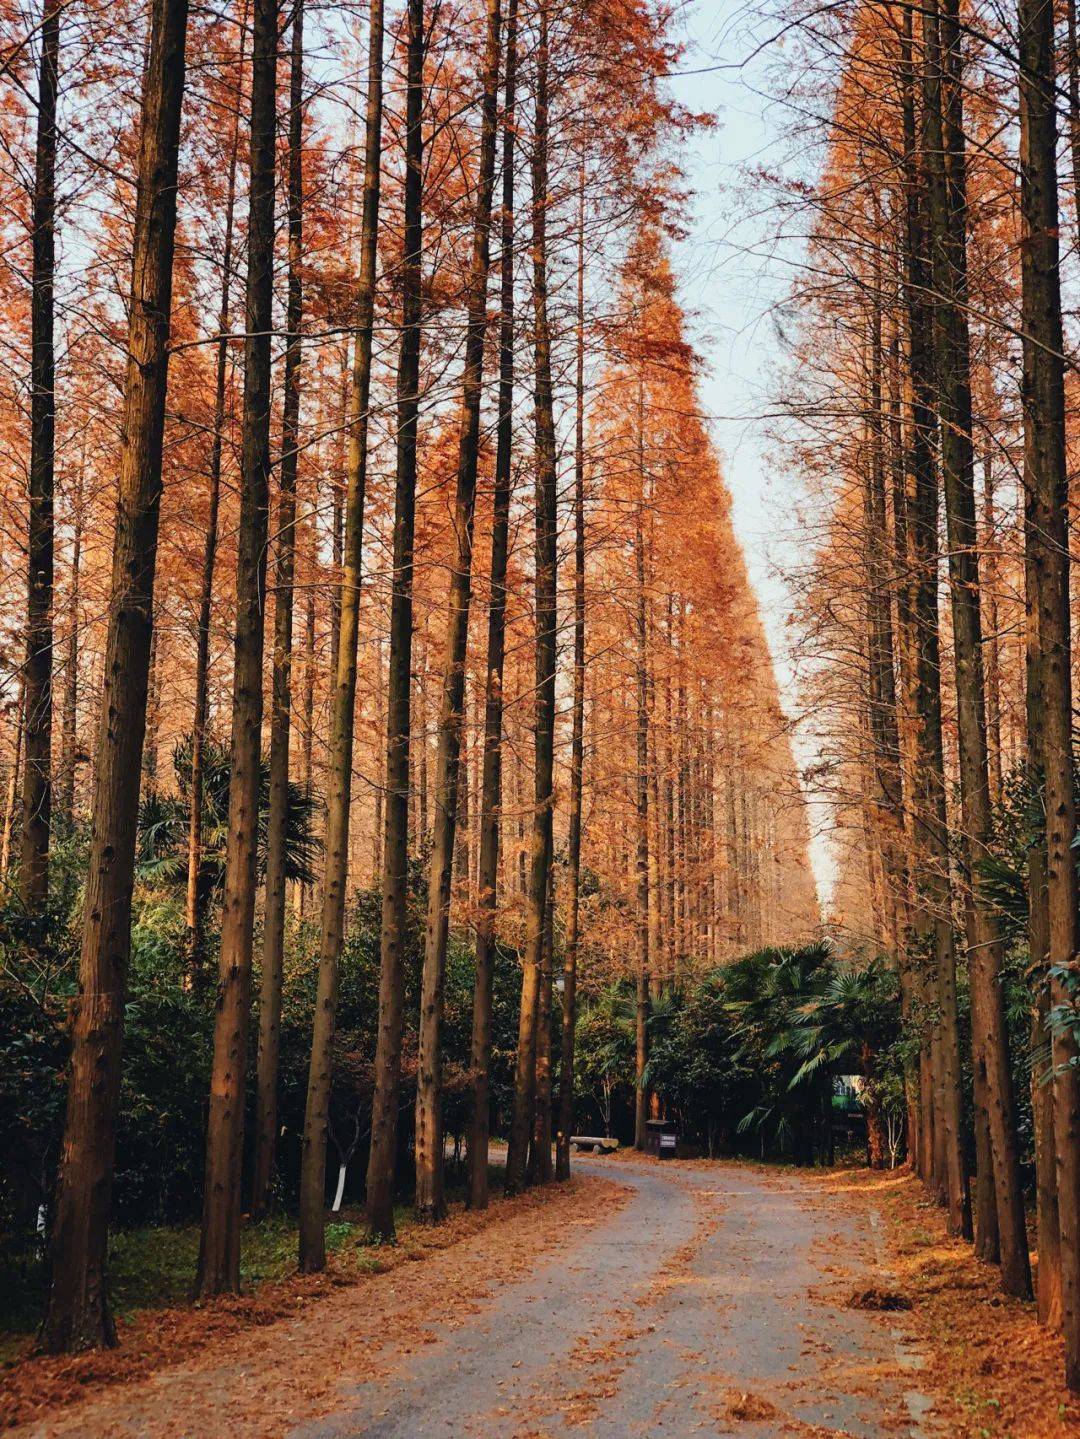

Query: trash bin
[644,1118,678,1159]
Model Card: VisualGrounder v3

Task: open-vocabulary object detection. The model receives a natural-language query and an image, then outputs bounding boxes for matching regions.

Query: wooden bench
[571,1135,619,1154]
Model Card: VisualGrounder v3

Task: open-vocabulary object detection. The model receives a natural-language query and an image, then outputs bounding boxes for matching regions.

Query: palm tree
[137,737,320,917]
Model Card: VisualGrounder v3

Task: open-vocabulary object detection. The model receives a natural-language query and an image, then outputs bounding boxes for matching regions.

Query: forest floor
[2,1155,1076,1438]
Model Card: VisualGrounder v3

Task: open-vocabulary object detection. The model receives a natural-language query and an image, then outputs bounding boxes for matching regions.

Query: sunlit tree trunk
[197,0,279,1297]
[414,0,503,1222]
[555,164,586,1183]
[365,0,424,1242]
[505,0,558,1195]
[39,0,190,1351]
[633,391,650,1151]
[468,0,517,1209]
[252,0,305,1220]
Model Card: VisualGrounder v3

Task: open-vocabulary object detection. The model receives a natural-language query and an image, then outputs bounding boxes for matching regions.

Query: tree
[185,0,246,961]
[467,0,518,1210]
[921,0,1029,1296]
[298,0,385,1270]
[39,0,192,1352]
[252,0,305,1222]
[197,0,279,1298]
[505,0,558,1195]
[365,0,425,1242]
[555,164,586,1183]
[1018,0,1080,1385]
[19,0,60,912]
[415,0,504,1224]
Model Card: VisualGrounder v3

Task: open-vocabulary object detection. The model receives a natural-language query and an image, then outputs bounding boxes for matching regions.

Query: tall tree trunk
[467,0,517,1209]
[364,0,424,1242]
[186,8,245,954]
[297,0,383,1270]
[1019,0,1080,1384]
[633,393,650,1151]
[1066,0,1080,236]
[371,629,384,884]
[863,275,905,954]
[196,0,278,1298]
[252,0,305,1220]
[555,161,586,1184]
[142,628,161,790]
[299,563,315,915]
[505,0,557,1195]
[981,444,1003,809]
[1029,850,1062,1325]
[901,2,969,1233]
[414,0,503,1222]
[529,874,554,1182]
[20,0,60,911]
[57,447,84,829]
[39,0,189,1352]
[922,0,1030,1296]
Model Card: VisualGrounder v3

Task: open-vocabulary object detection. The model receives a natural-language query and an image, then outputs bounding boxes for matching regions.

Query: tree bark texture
[197,0,278,1297]
[40,0,189,1351]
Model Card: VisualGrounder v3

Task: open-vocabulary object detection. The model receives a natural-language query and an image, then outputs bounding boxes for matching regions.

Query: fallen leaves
[809,1166,1080,1438]
[846,1287,913,1312]
[0,1175,629,1437]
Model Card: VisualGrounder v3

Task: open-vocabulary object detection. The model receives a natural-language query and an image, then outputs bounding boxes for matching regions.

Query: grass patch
[0,1211,367,1362]
[1,1160,506,1363]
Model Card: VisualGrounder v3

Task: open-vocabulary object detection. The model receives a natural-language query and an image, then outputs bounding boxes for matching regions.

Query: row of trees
[0,0,817,1354]
[777,0,1080,1392]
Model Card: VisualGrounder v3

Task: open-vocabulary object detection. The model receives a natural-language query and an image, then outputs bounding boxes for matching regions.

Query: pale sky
[667,0,837,902]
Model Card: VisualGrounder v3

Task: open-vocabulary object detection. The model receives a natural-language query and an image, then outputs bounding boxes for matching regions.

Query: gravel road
[296,1155,932,1438]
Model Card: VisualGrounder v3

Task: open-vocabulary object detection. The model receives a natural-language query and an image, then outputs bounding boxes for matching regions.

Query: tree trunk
[57,447,84,829]
[467,0,517,1209]
[633,402,650,1152]
[1018,0,1080,1384]
[365,0,424,1242]
[196,0,278,1298]
[981,446,1003,809]
[186,9,245,955]
[39,0,190,1351]
[20,0,60,912]
[414,0,503,1223]
[902,2,969,1236]
[505,0,557,1195]
[1,677,25,878]
[299,564,315,916]
[298,0,383,1270]
[555,162,586,1185]
[922,0,1030,1297]
[252,0,305,1221]
[529,876,554,1183]
[1028,846,1062,1326]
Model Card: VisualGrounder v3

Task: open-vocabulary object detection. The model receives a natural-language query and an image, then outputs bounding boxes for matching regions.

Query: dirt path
[12,1158,932,1438]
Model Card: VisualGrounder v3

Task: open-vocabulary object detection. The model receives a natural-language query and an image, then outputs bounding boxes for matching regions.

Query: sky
[665,0,837,902]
